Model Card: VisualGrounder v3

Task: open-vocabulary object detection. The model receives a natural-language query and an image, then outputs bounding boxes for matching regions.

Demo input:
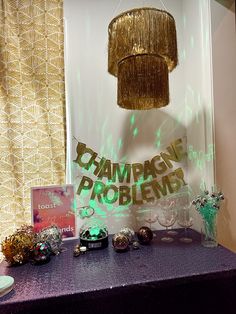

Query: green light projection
[156,128,161,148]
[72,138,192,225]
[72,105,214,226]
[72,109,214,223]
[118,138,123,150]
[188,144,214,170]
[130,113,135,125]
[133,127,138,137]
[69,1,215,229]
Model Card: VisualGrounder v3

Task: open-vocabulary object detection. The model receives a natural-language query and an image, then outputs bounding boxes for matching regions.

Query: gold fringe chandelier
[108,8,178,110]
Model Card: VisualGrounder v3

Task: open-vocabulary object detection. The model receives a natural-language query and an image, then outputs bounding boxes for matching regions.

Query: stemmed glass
[143,200,158,237]
[157,198,177,243]
[177,203,193,243]
[166,197,178,236]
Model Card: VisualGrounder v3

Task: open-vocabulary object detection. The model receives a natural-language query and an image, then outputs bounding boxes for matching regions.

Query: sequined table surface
[1,229,236,314]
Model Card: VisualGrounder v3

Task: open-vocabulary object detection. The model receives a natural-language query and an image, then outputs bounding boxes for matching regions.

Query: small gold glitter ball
[112,233,129,252]
[73,245,81,257]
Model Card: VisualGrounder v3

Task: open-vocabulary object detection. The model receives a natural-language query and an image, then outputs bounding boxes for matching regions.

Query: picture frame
[31,184,77,240]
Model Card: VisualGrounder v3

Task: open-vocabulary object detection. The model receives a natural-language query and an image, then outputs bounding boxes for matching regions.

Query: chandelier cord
[141,0,168,11]
[159,0,168,11]
[112,0,123,17]
[113,0,168,15]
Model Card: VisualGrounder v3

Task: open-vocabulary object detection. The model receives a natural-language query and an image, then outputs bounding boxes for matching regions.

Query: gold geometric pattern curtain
[0,0,66,258]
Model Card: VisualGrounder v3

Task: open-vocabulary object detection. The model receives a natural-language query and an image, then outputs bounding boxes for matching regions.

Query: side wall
[211,0,236,252]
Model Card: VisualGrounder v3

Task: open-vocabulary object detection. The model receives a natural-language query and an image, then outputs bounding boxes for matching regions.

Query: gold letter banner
[74,138,187,205]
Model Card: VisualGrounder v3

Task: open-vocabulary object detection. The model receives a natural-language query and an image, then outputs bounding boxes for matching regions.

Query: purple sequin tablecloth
[1,229,236,314]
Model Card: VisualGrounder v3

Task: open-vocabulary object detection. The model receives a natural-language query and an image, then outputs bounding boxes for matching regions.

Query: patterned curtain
[0,0,66,258]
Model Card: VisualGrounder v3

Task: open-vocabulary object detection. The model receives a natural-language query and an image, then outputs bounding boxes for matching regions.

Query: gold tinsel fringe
[1,225,36,265]
[108,7,178,77]
[118,54,169,110]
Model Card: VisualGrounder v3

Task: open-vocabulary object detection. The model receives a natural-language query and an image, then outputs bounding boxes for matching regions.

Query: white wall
[182,0,215,230]
[64,0,215,233]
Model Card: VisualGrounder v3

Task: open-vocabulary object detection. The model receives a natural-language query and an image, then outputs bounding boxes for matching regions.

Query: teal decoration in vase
[192,189,224,248]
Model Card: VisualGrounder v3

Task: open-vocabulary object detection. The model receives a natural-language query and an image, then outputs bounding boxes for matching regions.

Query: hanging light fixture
[108,7,178,110]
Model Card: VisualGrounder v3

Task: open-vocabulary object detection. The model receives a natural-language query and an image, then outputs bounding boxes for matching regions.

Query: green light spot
[197,159,203,170]
[106,204,114,211]
[90,227,100,236]
[156,139,161,148]
[80,189,90,197]
[72,199,77,212]
[136,176,145,187]
[187,144,214,170]
[89,200,96,208]
[95,206,107,217]
[133,127,138,137]
[114,213,129,218]
[94,184,103,194]
[115,206,127,212]
[156,129,161,138]
[130,114,135,125]
[118,138,123,150]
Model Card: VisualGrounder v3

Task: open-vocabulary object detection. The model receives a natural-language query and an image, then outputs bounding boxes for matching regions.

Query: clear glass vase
[201,211,218,248]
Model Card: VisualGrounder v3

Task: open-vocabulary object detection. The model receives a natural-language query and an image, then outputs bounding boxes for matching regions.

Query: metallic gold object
[108,7,178,109]
[118,54,169,109]
[1,225,36,265]
[112,233,129,252]
[73,244,81,257]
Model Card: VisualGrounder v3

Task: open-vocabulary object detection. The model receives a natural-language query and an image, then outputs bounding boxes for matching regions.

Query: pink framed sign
[31,184,77,240]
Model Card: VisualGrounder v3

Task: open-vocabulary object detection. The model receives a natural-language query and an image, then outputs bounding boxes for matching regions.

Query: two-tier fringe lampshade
[108,8,178,110]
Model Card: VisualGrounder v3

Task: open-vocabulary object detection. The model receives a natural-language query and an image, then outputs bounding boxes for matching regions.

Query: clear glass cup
[201,210,218,247]
[143,200,158,237]
[177,203,193,243]
[157,199,177,243]
[165,197,178,236]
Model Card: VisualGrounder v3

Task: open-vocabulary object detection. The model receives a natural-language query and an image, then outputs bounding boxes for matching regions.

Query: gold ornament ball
[112,233,129,252]
[1,225,36,265]
[73,244,81,257]
[137,226,153,244]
